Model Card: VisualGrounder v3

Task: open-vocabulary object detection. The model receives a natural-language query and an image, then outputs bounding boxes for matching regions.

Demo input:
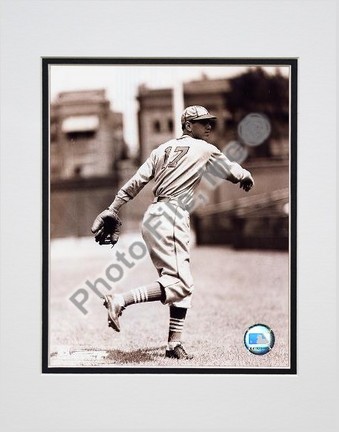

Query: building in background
[136,85,174,163]
[50,71,290,248]
[50,89,132,238]
[50,89,128,180]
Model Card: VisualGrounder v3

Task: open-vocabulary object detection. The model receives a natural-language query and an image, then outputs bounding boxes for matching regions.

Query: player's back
[113,131,249,212]
[151,135,218,204]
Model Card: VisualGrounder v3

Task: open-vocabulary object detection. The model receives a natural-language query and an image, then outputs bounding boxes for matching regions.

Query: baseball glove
[91,208,122,246]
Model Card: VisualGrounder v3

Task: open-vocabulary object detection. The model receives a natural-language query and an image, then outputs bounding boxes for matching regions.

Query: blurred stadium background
[50,66,290,248]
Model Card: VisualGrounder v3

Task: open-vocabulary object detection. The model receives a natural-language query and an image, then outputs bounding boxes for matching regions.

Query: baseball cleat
[165,344,193,360]
[101,294,124,332]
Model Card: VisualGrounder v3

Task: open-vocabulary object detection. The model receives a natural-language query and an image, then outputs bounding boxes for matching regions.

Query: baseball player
[91,105,254,360]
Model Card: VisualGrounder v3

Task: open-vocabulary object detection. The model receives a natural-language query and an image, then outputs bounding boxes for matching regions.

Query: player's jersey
[116,135,247,207]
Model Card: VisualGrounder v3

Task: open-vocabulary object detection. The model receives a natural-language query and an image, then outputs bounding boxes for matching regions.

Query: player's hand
[239,170,254,192]
[91,209,122,246]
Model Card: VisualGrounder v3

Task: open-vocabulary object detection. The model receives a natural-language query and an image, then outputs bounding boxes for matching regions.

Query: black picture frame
[42,57,297,374]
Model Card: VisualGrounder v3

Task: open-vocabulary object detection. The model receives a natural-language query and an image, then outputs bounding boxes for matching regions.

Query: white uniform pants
[141,201,194,308]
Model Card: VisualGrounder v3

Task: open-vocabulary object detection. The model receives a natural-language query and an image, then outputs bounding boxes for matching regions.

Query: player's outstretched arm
[206,148,254,192]
[229,163,254,192]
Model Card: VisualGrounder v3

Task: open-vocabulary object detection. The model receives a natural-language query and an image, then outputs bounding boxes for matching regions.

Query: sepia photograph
[43,58,297,373]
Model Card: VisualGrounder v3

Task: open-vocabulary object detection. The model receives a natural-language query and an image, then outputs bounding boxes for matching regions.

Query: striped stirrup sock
[122,282,163,307]
[168,306,187,344]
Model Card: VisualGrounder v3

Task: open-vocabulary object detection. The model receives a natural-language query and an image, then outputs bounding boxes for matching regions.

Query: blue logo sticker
[244,324,275,355]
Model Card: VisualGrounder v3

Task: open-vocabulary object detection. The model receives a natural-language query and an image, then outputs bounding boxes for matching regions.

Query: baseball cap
[181,105,217,124]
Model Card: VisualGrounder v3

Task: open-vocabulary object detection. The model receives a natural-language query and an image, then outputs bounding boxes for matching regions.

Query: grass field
[49,231,290,369]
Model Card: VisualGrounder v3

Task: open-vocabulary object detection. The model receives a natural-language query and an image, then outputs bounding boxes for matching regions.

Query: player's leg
[142,203,193,304]
[142,203,194,359]
[102,282,165,332]
[165,306,193,359]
